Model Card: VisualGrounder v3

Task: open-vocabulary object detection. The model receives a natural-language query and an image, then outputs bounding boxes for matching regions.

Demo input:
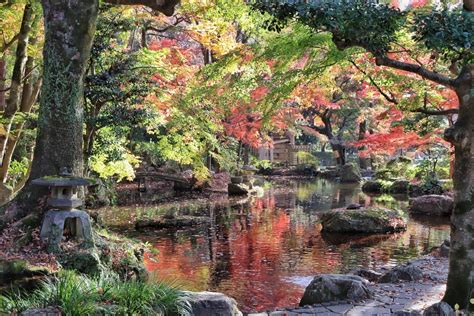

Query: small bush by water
[0,270,191,315]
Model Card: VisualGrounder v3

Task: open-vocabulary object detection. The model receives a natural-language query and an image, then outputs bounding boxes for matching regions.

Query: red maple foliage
[352,126,448,157]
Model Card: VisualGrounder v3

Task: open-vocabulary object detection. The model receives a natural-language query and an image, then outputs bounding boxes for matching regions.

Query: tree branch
[411,108,458,115]
[349,59,398,105]
[103,0,179,16]
[146,15,184,33]
[375,55,456,88]
[1,33,20,53]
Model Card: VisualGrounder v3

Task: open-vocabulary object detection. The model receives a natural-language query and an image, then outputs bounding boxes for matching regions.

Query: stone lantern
[241,165,258,184]
[32,168,94,252]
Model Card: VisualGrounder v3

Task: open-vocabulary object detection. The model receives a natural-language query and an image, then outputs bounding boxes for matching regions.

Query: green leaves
[255,0,406,54]
[413,8,474,64]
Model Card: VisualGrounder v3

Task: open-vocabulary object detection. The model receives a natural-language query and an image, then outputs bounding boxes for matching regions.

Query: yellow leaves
[187,20,241,57]
[313,116,324,127]
[90,152,140,182]
[178,0,244,56]
[0,125,7,137]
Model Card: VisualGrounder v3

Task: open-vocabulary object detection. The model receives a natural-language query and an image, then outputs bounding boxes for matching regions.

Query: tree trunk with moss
[2,0,99,223]
[0,1,178,226]
[443,64,474,310]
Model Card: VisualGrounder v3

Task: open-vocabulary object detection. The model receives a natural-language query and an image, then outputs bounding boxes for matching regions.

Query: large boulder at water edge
[299,274,372,306]
[378,262,423,283]
[183,291,243,316]
[320,207,407,234]
[409,194,453,216]
[204,172,231,193]
[340,164,361,183]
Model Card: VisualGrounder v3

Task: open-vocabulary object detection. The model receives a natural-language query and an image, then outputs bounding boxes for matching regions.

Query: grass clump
[0,270,190,315]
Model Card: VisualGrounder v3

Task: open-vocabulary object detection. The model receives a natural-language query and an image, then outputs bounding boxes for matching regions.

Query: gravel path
[247,255,448,316]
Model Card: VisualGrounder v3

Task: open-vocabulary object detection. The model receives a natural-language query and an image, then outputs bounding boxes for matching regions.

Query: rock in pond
[228,183,249,195]
[299,274,372,306]
[378,262,423,283]
[340,164,361,183]
[409,195,453,216]
[320,207,407,234]
[183,291,243,316]
[390,179,410,193]
[362,180,383,193]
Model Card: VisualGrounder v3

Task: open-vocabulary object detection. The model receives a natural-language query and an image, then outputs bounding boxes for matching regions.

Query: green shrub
[6,157,29,189]
[295,151,319,167]
[0,270,190,316]
[251,158,272,171]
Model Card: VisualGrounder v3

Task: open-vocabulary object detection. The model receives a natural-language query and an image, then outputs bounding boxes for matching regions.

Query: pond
[103,178,450,312]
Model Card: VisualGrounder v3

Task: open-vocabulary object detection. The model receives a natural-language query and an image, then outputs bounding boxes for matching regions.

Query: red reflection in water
[143,182,450,312]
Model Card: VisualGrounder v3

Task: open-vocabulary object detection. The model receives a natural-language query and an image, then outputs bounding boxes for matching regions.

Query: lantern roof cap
[32,176,93,187]
[32,168,93,187]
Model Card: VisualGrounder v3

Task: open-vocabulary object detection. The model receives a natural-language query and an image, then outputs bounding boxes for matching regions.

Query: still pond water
[106,178,450,312]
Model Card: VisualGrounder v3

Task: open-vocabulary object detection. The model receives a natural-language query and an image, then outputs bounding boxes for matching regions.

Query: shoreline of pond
[93,177,450,312]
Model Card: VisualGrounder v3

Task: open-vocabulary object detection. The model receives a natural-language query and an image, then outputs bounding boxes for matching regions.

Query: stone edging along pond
[247,248,453,316]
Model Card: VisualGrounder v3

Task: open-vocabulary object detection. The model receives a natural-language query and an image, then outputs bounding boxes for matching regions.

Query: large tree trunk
[330,141,345,166]
[443,64,474,311]
[2,0,99,223]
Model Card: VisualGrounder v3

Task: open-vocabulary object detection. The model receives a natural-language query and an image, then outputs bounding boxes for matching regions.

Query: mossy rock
[57,249,103,276]
[389,179,410,194]
[320,207,407,234]
[0,259,53,280]
[362,180,383,193]
[94,232,148,281]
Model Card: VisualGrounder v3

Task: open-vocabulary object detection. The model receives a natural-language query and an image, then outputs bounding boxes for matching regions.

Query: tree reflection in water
[141,178,449,312]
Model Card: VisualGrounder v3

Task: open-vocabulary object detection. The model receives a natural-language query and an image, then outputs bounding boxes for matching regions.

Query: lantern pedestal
[40,210,94,252]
